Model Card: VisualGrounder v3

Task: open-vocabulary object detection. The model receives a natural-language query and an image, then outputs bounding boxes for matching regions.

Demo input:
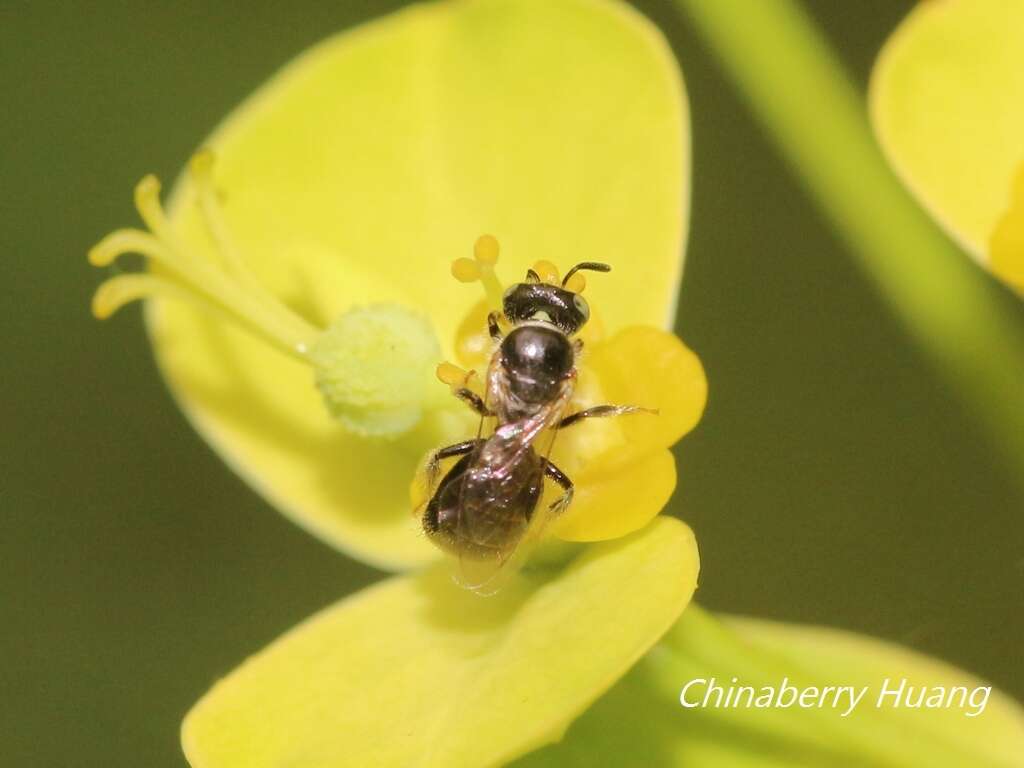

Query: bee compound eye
[573,294,590,321]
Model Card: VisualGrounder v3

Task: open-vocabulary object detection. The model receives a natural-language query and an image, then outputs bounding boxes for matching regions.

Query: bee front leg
[542,460,574,514]
[556,404,656,430]
[426,439,478,489]
[438,364,493,417]
[453,387,493,417]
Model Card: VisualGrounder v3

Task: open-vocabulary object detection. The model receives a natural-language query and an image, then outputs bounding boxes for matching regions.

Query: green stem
[673,0,1024,481]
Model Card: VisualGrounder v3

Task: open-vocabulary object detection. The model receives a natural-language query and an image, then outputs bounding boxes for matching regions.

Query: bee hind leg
[557,404,656,430]
[542,459,574,514]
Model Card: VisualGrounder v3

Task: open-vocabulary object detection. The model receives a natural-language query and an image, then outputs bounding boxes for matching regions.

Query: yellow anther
[533,260,560,285]
[474,234,500,265]
[436,362,464,386]
[436,361,474,388]
[451,257,481,283]
[452,235,504,310]
[564,272,586,293]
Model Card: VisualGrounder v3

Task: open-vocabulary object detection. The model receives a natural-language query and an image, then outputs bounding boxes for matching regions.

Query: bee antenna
[526,269,542,283]
[562,262,611,286]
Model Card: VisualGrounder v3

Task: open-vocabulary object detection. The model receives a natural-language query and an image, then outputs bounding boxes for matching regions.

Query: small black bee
[421,259,649,589]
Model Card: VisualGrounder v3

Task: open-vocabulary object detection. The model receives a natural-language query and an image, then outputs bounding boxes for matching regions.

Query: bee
[421,259,650,591]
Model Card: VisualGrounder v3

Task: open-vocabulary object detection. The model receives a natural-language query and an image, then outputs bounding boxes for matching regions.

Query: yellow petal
[148,0,689,568]
[990,163,1024,291]
[579,326,706,456]
[517,605,1024,767]
[537,326,703,541]
[182,517,699,768]
[869,0,1024,265]
[551,448,676,542]
[549,325,705,478]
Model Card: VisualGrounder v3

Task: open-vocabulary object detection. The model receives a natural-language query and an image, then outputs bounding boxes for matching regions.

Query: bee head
[502,262,610,335]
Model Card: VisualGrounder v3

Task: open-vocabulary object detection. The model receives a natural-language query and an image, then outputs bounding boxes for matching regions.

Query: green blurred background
[4,1,1023,765]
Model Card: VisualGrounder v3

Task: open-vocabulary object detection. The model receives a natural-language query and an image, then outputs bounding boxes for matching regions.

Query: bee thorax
[498,325,574,410]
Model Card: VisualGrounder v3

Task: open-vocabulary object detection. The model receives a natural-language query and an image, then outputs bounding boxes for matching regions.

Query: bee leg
[426,439,478,489]
[437,364,492,416]
[487,311,503,341]
[542,460,574,514]
[453,387,493,417]
[557,404,656,430]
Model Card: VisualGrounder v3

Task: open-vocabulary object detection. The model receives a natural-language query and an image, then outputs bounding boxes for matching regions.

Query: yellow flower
[91,0,699,573]
[92,0,705,764]
[90,0,1024,765]
[869,0,1024,292]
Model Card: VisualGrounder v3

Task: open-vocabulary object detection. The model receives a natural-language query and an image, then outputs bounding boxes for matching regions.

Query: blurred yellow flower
[870,0,1024,292]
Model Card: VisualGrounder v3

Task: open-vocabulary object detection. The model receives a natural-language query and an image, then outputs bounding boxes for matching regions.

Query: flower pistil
[90,151,442,438]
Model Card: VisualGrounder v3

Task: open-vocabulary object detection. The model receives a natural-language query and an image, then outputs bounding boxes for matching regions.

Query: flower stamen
[89,167,460,438]
[564,272,586,293]
[436,361,476,389]
[435,361,484,402]
[450,234,505,310]
[532,259,560,285]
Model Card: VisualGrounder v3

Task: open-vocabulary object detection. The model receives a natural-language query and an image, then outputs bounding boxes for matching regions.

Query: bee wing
[451,381,576,595]
[449,433,540,595]
[501,379,580,557]
[454,449,567,596]
[455,545,529,595]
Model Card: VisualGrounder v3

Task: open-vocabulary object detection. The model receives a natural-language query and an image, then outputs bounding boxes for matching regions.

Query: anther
[474,234,500,264]
[450,235,505,310]
[436,362,475,388]
[451,258,480,283]
[436,362,465,386]
[533,260,560,285]
[564,272,586,293]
